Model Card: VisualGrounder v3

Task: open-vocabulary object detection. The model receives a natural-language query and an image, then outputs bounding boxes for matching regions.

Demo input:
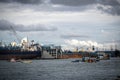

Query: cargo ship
[0,38,42,60]
[0,26,41,60]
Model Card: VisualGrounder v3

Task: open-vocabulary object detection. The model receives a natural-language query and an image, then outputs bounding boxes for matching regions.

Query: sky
[0,0,120,50]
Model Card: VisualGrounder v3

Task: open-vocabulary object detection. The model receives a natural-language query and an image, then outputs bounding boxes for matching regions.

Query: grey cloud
[0,20,13,30]
[97,0,120,6]
[0,0,12,3]
[61,34,89,39]
[51,0,97,6]
[0,0,42,4]
[16,25,57,32]
[0,0,96,5]
[51,0,120,6]
[51,0,120,15]
[96,0,120,15]
[0,20,57,32]
[97,5,120,15]
[0,0,120,15]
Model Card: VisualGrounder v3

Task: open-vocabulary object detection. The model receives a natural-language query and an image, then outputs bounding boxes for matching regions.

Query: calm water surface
[0,58,120,80]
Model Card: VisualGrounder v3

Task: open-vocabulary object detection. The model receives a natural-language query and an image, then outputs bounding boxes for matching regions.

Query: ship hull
[0,50,41,60]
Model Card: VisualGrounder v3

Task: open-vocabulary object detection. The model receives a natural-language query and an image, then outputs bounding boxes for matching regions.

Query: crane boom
[10,26,21,43]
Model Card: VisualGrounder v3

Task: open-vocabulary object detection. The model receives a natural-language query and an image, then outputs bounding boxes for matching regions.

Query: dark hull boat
[0,26,42,60]
[0,50,41,60]
[0,38,42,60]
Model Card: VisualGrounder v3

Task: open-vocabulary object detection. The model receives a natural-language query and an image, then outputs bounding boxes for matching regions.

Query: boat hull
[0,50,41,60]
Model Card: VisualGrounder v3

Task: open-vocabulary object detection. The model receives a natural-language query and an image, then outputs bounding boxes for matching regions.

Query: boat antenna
[10,26,21,43]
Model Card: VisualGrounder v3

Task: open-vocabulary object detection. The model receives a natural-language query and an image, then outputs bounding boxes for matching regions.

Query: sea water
[0,58,120,80]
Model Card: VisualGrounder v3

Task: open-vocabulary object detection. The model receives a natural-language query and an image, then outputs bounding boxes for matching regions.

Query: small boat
[72,60,80,62]
[10,58,16,62]
[21,60,32,63]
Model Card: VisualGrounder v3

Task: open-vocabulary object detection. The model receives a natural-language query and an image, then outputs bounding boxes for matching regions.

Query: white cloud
[63,39,120,51]
[65,39,103,48]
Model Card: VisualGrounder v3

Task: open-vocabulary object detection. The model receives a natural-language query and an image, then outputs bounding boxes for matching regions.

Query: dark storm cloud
[61,34,89,39]
[0,0,120,15]
[97,6,120,15]
[0,0,42,4]
[56,0,120,15]
[97,0,120,6]
[0,20,57,32]
[0,0,119,6]
[51,0,120,15]
[97,0,120,15]
[51,0,97,6]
